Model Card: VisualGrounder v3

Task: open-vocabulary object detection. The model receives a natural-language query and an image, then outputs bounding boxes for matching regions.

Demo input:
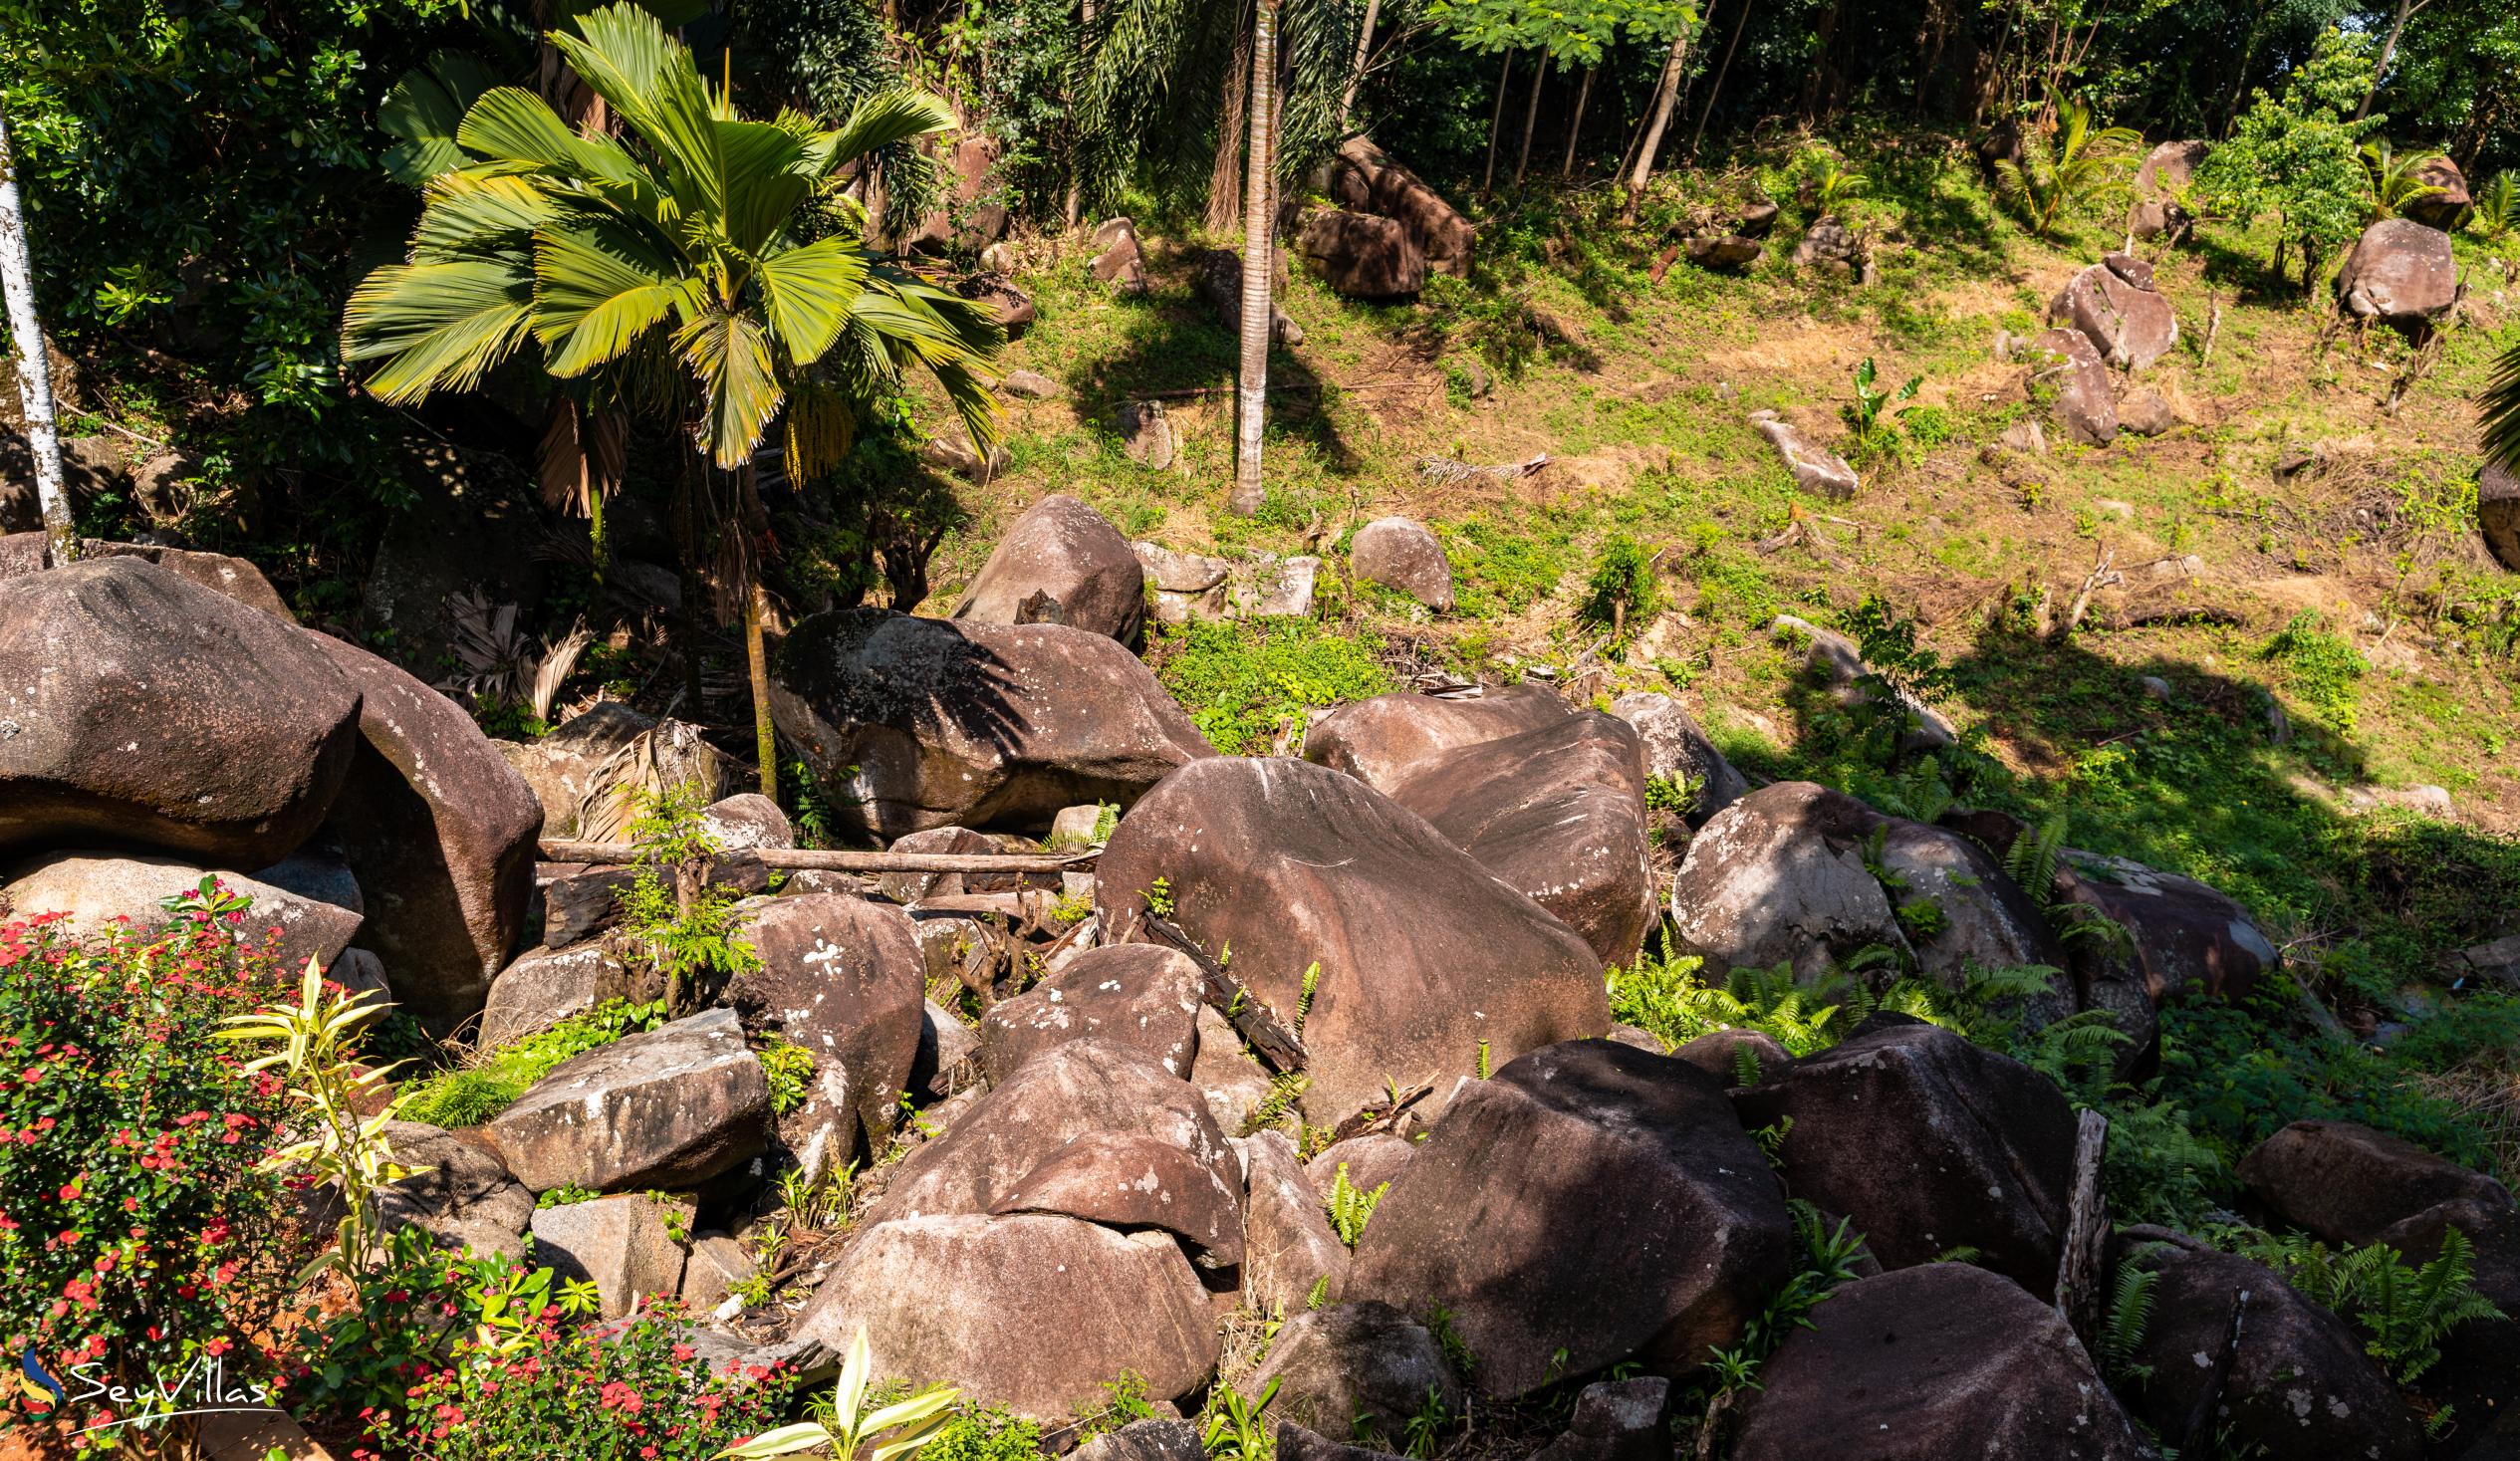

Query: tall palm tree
[343,2,999,801]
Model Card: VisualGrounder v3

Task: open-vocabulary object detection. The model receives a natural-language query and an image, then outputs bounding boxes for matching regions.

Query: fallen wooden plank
[538,839,1095,874]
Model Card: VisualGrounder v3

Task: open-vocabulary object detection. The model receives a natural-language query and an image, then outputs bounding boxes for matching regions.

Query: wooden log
[537,839,1095,874]
[2053,1106,2111,1341]
[1136,914,1309,1074]
[541,852,769,948]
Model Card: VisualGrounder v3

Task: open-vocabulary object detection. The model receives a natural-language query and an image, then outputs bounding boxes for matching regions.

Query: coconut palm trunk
[1229,0,1278,517]
[0,102,72,566]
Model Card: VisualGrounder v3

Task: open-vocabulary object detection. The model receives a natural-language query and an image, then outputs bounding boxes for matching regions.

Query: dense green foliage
[1152,618,1395,755]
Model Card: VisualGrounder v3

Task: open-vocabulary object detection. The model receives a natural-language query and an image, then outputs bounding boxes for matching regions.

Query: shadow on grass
[1734,608,2520,973]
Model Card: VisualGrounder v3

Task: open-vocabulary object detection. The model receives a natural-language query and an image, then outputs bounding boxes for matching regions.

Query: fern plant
[2240,1228,2506,1383]
[2097,1250,2163,1385]
[1995,98,2142,240]
[1326,1164,1389,1248]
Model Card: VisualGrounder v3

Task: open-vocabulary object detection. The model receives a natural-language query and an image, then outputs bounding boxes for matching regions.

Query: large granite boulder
[1332,136,1473,277]
[1729,1263,2151,1461]
[2050,254,2178,369]
[773,610,1213,841]
[529,1192,691,1320]
[2401,154,2472,231]
[2054,848,2284,1006]
[1296,210,1426,300]
[1610,692,1747,829]
[2236,1119,2510,1246]
[1237,1129,1352,1318]
[2025,327,2119,445]
[1096,757,1608,1124]
[867,1038,1241,1244]
[373,1120,534,1260]
[0,557,361,864]
[1734,1016,2078,1292]
[1666,782,1908,982]
[497,702,736,843]
[2128,139,2209,239]
[1302,686,1570,788]
[2338,218,2458,325]
[0,851,362,975]
[311,632,543,1031]
[479,943,651,1048]
[725,893,926,1176]
[1248,1301,1463,1439]
[2114,1226,2419,1461]
[978,943,1206,1083]
[0,535,293,620]
[1349,518,1454,612]
[1748,412,1860,498]
[1872,820,2066,1006]
[1348,1040,1795,1396]
[1375,712,1657,966]
[487,1008,770,1193]
[953,495,1146,644]
[791,1213,1220,1418]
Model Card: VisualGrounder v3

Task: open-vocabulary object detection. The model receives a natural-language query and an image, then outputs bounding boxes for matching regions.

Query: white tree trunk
[1621,32,1692,223]
[1229,0,1278,517]
[1339,0,1382,130]
[0,101,71,565]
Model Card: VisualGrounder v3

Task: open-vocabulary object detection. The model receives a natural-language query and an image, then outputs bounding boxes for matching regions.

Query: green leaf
[811,89,957,177]
[532,212,695,375]
[553,3,725,217]
[341,259,536,403]
[379,50,500,186]
[714,1422,838,1459]
[676,306,783,468]
[412,171,554,262]
[754,236,869,365]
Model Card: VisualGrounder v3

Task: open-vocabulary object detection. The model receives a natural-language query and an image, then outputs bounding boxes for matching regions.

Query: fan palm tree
[1995,98,2142,241]
[342,2,1000,800]
[2474,172,2517,243]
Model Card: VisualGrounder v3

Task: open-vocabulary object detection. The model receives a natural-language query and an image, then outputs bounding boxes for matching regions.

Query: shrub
[1151,619,1393,756]
[2261,611,2366,733]
[1579,536,1660,639]
[0,900,299,1444]
[387,1301,793,1460]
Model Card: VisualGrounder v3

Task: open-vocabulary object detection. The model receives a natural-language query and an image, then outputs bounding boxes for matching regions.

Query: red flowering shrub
[383,1303,792,1461]
[0,900,302,1444]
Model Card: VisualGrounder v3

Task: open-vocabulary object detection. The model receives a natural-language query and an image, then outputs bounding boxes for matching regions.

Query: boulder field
[0,502,2468,1457]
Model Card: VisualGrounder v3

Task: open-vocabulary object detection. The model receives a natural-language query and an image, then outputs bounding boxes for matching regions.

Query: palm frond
[532,212,696,375]
[675,307,784,467]
[379,50,500,186]
[814,89,957,176]
[412,171,556,261]
[342,259,536,402]
[755,236,871,365]
[554,2,724,215]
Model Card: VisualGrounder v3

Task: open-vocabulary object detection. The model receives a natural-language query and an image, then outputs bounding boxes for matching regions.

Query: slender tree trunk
[1802,0,1842,120]
[1229,0,1278,517]
[675,448,707,718]
[1514,56,1545,185]
[1340,0,1382,130]
[1621,31,1691,223]
[0,104,71,567]
[1208,2,1253,234]
[2356,0,2422,120]
[1560,67,1595,177]
[1692,0,1751,156]
[1484,51,1513,192]
[745,579,776,799]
